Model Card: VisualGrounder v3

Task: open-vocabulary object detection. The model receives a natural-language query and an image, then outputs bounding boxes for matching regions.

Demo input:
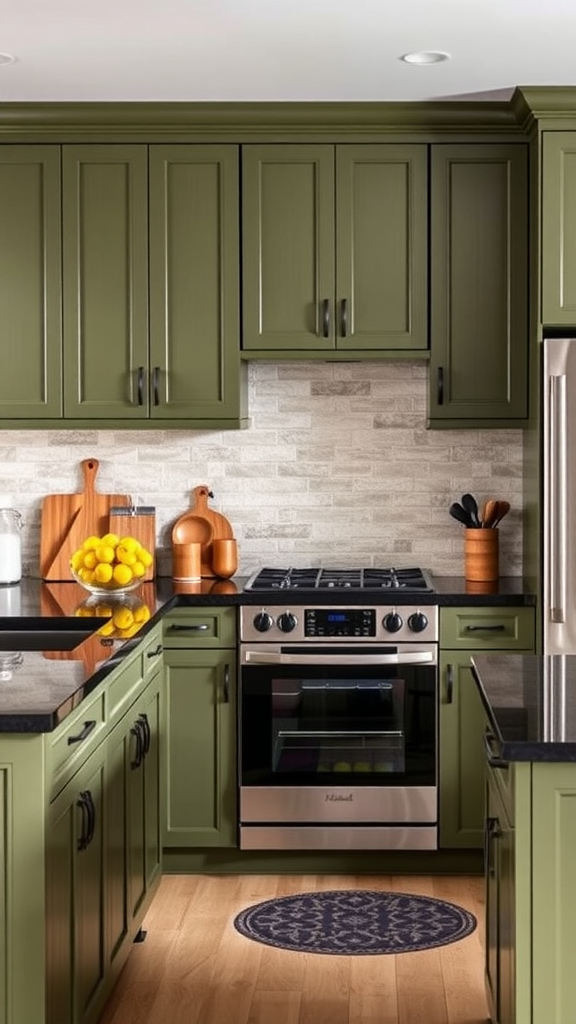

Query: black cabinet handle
[147,643,163,658]
[340,298,348,338]
[437,366,444,406]
[483,729,509,769]
[321,299,330,338]
[67,720,97,746]
[77,791,90,851]
[138,712,151,756]
[223,664,230,704]
[484,815,501,876]
[137,366,145,406]
[85,790,96,848]
[464,624,506,632]
[152,366,160,406]
[130,720,144,770]
[168,623,209,633]
[446,663,454,704]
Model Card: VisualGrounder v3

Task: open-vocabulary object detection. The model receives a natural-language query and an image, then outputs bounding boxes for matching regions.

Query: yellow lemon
[82,550,98,570]
[94,602,113,617]
[70,550,85,571]
[82,535,101,551]
[137,547,153,568]
[100,533,120,548]
[94,562,114,584]
[112,606,134,630]
[95,544,115,564]
[79,568,96,585]
[116,544,137,566]
[131,560,146,578]
[134,604,151,624]
[119,536,139,552]
[112,563,133,586]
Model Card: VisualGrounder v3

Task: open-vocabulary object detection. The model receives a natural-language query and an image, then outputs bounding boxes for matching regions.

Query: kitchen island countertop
[472,653,576,762]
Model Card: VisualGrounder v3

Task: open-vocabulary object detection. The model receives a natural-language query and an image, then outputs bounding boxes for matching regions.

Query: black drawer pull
[67,720,97,745]
[483,729,509,769]
[147,643,163,658]
[446,663,454,704]
[437,366,444,406]
[168,623,209,632]
[321,298,330,338]
[465,624,506,632]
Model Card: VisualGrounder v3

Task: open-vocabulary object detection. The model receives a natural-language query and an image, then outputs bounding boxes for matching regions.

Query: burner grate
[245,566,434,593]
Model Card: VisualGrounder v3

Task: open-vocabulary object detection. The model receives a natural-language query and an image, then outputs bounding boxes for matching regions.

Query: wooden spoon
[481,499,498,528]
[492,500,510,527]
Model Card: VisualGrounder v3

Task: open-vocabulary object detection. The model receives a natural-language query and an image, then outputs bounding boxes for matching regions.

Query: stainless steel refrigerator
[543,336,576,654]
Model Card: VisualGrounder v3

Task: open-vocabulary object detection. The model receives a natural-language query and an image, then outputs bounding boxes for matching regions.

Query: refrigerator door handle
[550,373,567,623]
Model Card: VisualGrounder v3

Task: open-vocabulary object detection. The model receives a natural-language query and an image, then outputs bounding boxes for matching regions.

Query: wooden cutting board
[40,458,132,580]
[172,485,234,577]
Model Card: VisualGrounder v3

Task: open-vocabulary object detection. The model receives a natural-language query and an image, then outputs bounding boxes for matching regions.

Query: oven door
[239,642,437,848]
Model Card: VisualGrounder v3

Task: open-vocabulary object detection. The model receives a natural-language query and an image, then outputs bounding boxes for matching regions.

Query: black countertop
[472,653,576,763]
[0,574,536,735]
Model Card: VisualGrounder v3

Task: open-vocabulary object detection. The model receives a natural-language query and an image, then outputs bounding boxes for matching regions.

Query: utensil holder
[212,538,238,579]
[172,542,202,581]
[464,528,499,582]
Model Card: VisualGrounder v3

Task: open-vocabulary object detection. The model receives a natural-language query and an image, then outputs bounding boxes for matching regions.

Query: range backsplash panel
[0,362,523,580]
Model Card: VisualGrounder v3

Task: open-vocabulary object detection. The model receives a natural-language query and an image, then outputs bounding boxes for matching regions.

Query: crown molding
[0,100,524,141]
[512,86,576,129]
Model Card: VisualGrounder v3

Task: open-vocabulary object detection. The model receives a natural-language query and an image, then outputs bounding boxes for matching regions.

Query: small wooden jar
[464,528,499,582]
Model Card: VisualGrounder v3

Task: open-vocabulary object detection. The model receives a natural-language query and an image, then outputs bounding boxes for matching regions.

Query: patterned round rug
[233,889,477,955]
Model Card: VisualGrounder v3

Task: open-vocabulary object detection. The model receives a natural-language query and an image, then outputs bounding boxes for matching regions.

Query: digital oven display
[304,608,376,638]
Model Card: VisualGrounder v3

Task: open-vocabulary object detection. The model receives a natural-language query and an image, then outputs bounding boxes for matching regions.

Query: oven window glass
[241,663,436,787]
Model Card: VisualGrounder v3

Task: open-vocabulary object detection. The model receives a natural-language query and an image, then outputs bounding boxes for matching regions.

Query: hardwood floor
[98,874,488,1024]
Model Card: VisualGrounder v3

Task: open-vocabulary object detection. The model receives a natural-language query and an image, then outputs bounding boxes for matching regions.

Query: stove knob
[253,611,274,633]
[278,612,298,633]
[383,612,403,633]
[408,611,428,633]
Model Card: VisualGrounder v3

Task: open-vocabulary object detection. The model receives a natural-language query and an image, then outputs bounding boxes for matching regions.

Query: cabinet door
[162,647,237,847]
[485,767,516,1024]
[106,667,162,973]
[242,144,336,352]
[46,743,106,1024]
[336,145,427,351]
[439,652,488,848]
[62,145,149,419]
[429,144,528,423]
[149,145,242,420]
[0,146,62,418]
[542,132,576,324]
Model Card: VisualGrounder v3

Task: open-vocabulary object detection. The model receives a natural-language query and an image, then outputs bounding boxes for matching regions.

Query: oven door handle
[243,651,435,666]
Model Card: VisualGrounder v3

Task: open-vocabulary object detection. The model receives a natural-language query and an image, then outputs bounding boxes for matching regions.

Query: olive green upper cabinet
[241,144,428,357]
[0,147,62,418]
[428,144,529,425]
[63,144,244,426]
[541,132,576,325]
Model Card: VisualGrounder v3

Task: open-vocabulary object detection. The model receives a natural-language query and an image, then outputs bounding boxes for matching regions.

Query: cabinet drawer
[106,650,144,729]
[46,686,106,800]
[440,607,535,650]
[163,607,236,648]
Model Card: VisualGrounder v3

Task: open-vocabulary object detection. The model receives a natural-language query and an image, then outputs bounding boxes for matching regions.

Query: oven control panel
[305,608,375,637]
[241,605,438,643]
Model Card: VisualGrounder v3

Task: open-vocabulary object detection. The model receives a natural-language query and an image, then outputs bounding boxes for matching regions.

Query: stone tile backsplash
[0,361,524,580]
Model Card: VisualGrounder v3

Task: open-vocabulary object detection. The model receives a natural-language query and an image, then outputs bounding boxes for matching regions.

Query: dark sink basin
[0,616,109,651]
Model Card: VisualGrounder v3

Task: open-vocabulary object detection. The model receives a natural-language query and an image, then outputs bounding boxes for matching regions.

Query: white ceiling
[1,0,575,104]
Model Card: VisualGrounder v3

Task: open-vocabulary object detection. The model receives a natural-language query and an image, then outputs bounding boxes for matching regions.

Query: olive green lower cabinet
[439,607,535,848]
[485,759,576,1024]
[162,607,237,848]
[0,624,163,1024]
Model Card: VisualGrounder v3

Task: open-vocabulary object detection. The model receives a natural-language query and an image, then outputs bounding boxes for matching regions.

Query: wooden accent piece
[39,458,131,580]
[172,485,235,577]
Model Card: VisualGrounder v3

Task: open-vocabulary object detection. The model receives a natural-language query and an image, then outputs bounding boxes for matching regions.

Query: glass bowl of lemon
[70,533,154,597]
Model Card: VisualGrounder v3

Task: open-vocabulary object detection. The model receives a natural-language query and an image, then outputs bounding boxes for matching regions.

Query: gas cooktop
[243,566,435,593]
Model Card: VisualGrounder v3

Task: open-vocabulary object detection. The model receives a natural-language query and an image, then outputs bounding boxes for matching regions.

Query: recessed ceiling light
[0,52,16,67]
[400,51,451,65]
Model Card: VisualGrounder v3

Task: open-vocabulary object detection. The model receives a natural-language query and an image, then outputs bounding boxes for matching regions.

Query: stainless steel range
[239,566,438,851]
